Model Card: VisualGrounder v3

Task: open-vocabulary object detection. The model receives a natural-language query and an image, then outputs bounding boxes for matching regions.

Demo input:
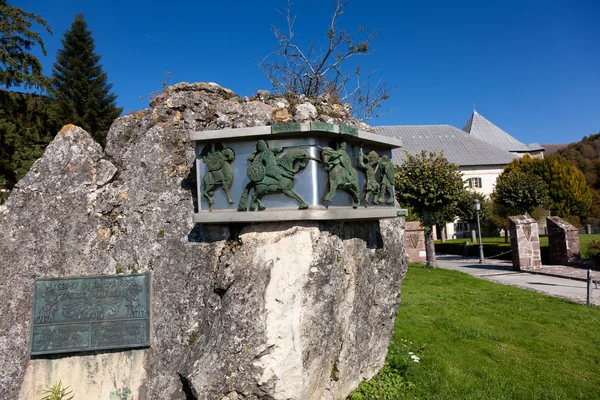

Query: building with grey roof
[376,123,523,239]
[374,112,545,239]
[462,111,544,157]
[376,124,518,167]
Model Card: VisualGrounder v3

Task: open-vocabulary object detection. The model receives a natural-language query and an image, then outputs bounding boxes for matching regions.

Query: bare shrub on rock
[260,0,396,121]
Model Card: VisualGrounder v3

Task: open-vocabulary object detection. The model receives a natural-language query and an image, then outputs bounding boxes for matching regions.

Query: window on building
[455,221,470,232]
[469,177,482,188]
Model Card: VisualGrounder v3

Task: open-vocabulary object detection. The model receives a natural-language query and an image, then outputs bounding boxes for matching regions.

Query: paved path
[435,254,600,306]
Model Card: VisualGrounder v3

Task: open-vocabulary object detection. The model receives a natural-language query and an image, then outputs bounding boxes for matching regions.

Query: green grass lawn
[349,263,600,399]
[439,234,600,258]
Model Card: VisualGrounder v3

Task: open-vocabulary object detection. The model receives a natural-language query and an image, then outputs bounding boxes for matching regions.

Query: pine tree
[0,0,51,90]
[0,91,57,188]
[0,1,55,191]
[50,13,122,146]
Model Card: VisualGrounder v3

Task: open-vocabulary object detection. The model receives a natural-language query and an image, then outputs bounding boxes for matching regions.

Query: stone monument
[405,221,427,263]
[509,215,542,270]
[547,216,580,265]
[0,83,408,400]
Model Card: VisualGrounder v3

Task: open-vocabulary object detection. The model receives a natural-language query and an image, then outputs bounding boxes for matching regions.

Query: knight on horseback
[246,140,294,184]
[238,140,310,211]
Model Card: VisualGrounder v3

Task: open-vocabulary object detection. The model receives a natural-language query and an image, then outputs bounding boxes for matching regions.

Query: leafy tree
[456,190,492,227]
[587,188,600,223]
[493,170,549,215]
[0,0,51,90]
[260,0,395,120]
[0,91,57,188]
[50,13,122,146]
[395,151,466,267]
[487,201,513,243]
[504,154,591,219]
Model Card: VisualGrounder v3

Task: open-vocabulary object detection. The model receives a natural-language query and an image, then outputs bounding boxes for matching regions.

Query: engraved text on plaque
[30,273,150,355]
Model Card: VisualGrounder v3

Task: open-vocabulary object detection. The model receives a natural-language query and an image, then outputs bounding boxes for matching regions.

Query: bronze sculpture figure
[201,144,235,207]
[378,155,395,204]
[238,140,310,211]
[357,148,381,205]
[321,142,360,208]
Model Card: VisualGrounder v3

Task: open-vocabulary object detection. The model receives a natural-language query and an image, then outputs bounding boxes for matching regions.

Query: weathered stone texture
[405,221,426,263]
[547,216,580,265]
[0,83,405,399]
[509,215,541,270]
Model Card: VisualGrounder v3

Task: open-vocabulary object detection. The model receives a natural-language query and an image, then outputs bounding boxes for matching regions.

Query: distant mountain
[542,144,568,156]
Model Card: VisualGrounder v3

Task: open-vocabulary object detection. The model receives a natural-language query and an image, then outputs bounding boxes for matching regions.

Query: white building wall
[460,166,505,196]
[441,165,505,240]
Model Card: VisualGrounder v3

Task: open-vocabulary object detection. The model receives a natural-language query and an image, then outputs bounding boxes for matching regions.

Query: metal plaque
[30,273,150,355]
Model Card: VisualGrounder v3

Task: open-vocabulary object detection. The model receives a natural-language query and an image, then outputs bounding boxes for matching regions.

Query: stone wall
[405,221,426,263]
[0,83,407,400]
[509,215,541,270]
[547,216,580,265]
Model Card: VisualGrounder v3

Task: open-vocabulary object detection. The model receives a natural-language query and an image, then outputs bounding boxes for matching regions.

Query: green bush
[435,242,513,260]
[435,242,551,264]
[587,239,600,263]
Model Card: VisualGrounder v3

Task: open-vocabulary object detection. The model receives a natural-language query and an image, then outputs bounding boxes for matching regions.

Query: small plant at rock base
[40,381,73,400]
[115,266,124,274]
[347,363,409,400]
[157,229,165,238]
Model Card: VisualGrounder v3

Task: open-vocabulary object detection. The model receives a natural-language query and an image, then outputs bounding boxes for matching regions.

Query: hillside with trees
[557,133,600,222]
[558,133,600,189]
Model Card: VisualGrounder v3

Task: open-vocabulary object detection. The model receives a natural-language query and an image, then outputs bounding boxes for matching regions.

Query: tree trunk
[424,211,437,268]
[436,223,446,242]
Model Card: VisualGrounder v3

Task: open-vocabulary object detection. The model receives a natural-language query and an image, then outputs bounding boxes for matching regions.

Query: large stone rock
[547,216,580,265]
[0,83,407,400]
[509,215,541,270]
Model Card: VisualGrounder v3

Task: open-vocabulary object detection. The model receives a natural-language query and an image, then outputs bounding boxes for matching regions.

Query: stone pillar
[586,224,592,234]
[547,216,580,265]
[509,215,541,271]
[405,221,426,263]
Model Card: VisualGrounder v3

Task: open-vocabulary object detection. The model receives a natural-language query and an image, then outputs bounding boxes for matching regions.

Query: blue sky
[17,0,600,145]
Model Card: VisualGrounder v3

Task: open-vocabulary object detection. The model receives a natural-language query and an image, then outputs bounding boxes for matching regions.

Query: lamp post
[473,198,484,263]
